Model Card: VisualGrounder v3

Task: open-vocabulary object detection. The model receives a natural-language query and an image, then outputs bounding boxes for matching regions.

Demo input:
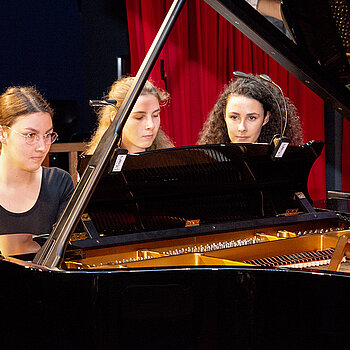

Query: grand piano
[2,0,350,349]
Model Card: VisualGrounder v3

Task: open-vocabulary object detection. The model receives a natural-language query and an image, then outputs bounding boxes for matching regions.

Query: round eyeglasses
[6,126,58,145]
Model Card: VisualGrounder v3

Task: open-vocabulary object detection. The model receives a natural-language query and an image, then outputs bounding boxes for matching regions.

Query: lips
[31,156,44,162]
[236,136,249,141]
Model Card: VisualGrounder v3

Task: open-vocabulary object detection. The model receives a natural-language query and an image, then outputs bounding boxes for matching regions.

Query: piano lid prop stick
[33,0,188,267]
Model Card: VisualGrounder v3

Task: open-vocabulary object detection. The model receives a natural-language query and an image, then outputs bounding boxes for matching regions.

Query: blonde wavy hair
[86,77,174,154]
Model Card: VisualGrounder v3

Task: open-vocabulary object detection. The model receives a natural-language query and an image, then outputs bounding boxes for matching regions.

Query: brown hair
[198,74,303,146]
[0,86,53,150]
[86,76,174,154]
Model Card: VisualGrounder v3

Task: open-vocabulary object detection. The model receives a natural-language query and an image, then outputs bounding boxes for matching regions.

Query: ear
[0,125,7,145]
[263,111,270,126]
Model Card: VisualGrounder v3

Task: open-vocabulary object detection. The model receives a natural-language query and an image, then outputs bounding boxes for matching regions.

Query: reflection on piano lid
[281,0,350,88]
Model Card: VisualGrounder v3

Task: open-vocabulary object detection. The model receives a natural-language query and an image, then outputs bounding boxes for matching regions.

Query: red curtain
[126,0,326,200]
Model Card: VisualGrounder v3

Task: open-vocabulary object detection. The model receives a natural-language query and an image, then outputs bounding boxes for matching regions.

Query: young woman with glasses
[0,86,74,257]
[198,73,303,145]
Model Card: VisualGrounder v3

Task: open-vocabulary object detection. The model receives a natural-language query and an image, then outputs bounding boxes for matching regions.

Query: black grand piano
[2,1,350,349]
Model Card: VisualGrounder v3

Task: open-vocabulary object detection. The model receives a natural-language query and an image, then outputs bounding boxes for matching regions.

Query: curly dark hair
[198,74,303,145]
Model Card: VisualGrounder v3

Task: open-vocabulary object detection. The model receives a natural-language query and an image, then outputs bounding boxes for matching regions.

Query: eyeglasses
[6,126,58,145]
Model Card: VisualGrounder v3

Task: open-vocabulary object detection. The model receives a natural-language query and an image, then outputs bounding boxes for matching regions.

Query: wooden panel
[42,142,87,185]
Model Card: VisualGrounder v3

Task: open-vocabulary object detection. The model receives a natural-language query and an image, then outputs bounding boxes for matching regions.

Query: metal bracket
[328,230,350,271]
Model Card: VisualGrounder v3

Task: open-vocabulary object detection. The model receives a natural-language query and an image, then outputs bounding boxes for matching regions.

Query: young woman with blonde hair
[86,76,174,155]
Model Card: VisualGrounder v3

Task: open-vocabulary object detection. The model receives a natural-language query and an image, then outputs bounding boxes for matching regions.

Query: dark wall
[80,0,129,138]
[0,0,129,142]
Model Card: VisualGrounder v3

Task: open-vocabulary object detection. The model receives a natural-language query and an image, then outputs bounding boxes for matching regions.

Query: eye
[248,115,258,121]
[43,133,52,140]
[228,114,239,120]
[26,132,37,140]
[152,113,160,118]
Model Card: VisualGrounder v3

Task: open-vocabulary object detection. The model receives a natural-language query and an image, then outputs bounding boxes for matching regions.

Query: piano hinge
[81,213,100,239]
[294,192,315,213]
[185,219,200,227]
[64,248,86,261]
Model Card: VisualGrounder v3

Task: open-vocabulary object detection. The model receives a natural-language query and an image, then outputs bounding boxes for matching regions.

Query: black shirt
[0,167,74,235]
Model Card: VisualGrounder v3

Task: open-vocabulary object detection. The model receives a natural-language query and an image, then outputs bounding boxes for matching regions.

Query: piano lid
[281,0,350,88]
[73,141,324,248]
[205,0,350,119]
[34,0,344,267]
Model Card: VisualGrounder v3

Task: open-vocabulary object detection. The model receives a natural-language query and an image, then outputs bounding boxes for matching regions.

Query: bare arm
[0,234,40,256]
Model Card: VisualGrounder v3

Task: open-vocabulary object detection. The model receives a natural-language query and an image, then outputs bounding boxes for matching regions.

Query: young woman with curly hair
[198,74,303,145]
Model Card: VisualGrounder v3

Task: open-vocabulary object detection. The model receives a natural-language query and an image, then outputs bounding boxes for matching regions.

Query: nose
[35,136,47,151]
[237,119,247,132]
[145,116,155,130]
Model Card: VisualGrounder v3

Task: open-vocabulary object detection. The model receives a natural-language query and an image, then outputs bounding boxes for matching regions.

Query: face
[0,112,53,172]
[121,94,161,153]
[225,95,270,143]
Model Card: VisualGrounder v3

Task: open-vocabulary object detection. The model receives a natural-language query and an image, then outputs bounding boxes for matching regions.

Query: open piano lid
[34,0,350,266]
[281,0,350,89]
[72,141,324,249]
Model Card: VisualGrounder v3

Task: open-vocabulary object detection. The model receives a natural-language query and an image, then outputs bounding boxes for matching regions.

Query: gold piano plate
[68,253,252,270]
[63,227,350,271]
